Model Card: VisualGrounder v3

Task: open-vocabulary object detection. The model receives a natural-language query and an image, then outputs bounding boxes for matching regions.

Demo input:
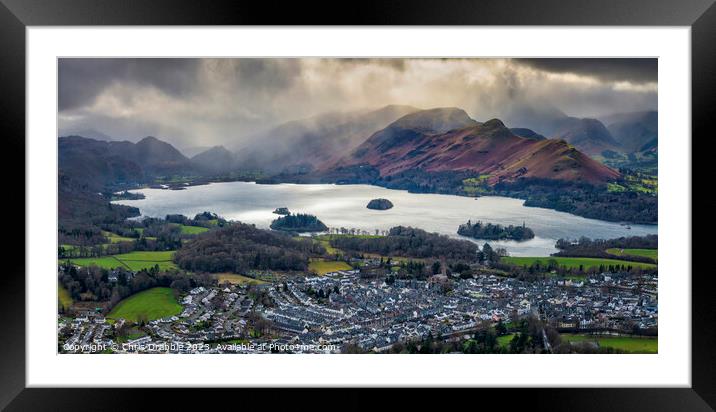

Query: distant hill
[233,104,419,173]
[549,117,622,156]
[180,145,213,158]
[500,104,629,156]
[132,136,193,175]
[602,110,658,153]
[327,109,619,185]
[57,128,115,141]
[501,102,568,137]
[335,107,478,174]
[509,128,546,140]
[58,135,194,188]
[385,107,479,133]
[191,146,236,174]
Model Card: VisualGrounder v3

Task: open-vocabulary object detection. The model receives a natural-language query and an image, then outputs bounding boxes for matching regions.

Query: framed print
[2,0,714,410]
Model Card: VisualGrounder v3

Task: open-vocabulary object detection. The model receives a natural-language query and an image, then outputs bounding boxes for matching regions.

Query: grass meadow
[502,256,656,270]
[108,287,182,322]
[66,250,177,271]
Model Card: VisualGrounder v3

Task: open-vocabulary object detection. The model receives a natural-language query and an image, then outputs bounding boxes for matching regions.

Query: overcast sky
[58,58,657,149]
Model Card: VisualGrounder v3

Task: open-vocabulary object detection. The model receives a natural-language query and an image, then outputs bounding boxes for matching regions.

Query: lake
[113,181,657,257]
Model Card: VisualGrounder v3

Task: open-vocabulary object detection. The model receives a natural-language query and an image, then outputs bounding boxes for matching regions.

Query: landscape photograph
[57,57,658,354]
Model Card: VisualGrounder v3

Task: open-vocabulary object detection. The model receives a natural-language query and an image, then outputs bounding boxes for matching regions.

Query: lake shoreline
[114,181,657,257]
[129,178,658,227]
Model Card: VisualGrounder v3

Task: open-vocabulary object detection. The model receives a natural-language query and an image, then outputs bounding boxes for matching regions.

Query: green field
[170,224,210,235]
[66,255,125,269]
[607,174,658,195]
[497,333,516,348]
[117,251,174,261]
[502,256,656,270]
[606,248,657,262]
[561,334,657,353]
[102,231,136,243]
[108,287,182,322]
[68,250,177,271]
[308,259,352,275]
[180,225,209,235]
[317,239,340,255]
[214,273,267,285]
[462,175,491,196]
[58,284,72,311]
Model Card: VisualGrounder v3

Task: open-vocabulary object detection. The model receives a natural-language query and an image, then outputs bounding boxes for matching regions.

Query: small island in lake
[273,207,290,215]
[457,220,535,241]
[111,190,145,201]
[270,213,328,232]
[366,198,394,210]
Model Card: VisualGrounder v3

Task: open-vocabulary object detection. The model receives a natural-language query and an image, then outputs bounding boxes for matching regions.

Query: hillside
[550,117,622,156]
[233,104,419,173]
[509,128,546,140]
[191,145,236,174]
[59,135,194,188]
[58,135,196,236]
[603,110,658,153]
[116,136,194,176]
[58,173,139,227]
[331,110,619,185]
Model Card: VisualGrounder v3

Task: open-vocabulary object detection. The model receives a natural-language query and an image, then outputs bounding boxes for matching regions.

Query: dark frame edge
[2,0,714,410]
[691,0,716,409]
[0,0,715,25]
[0,1,26,411]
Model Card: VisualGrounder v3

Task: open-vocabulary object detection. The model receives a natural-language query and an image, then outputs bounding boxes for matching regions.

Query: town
[58,262,658,354]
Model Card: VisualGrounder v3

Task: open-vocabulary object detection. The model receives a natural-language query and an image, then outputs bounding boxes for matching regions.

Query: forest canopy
[457,220,535,241]
[329,226,477,260]
[174,222,325,273]
[270,213,328,232]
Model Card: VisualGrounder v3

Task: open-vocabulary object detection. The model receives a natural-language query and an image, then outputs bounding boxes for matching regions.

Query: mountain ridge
[232,104,420,174]
[58,135,194,188]
[603,110,657,153]
[326,109,619,185]
[191,145,236,174]
[549,117,622,156]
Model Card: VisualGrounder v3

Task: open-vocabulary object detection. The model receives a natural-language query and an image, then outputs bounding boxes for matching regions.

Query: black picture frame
[2,0,713,410]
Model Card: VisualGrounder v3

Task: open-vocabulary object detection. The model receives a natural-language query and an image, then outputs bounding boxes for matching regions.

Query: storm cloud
[58,58,657,150]
[59,59,200,111]
[514,58,657,84]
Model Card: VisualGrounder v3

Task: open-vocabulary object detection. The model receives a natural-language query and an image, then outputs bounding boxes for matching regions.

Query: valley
[56,58,660,355]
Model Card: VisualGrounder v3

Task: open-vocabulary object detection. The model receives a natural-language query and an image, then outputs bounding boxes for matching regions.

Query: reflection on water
[114,182,657,257]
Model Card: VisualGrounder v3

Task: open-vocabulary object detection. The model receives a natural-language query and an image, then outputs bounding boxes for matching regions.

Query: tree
[482,243,498,264]
[431,261,441,275]
[170,278,191,293]
[495,319,507,336]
